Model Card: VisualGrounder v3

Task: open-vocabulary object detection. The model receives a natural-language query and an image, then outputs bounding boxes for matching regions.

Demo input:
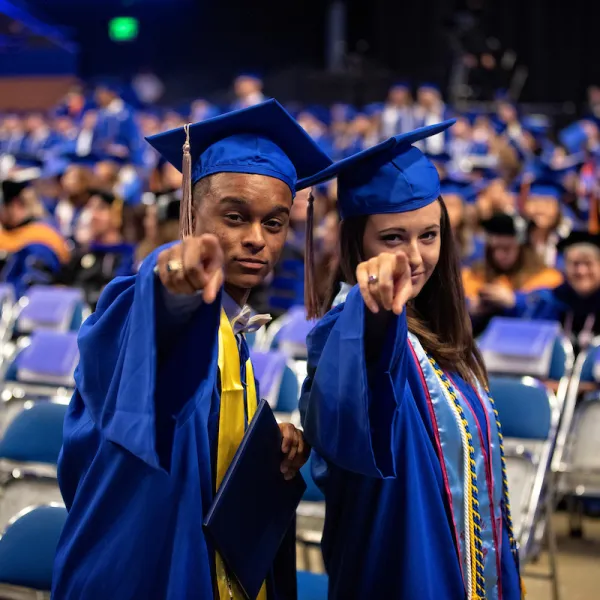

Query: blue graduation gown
[52,247,297,600]
[300,287,521,599]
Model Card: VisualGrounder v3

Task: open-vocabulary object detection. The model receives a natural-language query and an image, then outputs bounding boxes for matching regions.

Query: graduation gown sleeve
[75,243,221,471]
[300,285,407,478]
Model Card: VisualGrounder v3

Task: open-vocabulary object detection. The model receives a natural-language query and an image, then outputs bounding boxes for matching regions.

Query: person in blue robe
[52,99,333,600]
[515,230,600,353]
[51,188,135,310]
[299,121,523,599]
[0,177,70,296]
[92,82,145,166]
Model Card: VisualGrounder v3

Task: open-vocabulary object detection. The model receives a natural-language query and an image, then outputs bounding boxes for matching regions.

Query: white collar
[106,98,125,114]
[222,292,271,335]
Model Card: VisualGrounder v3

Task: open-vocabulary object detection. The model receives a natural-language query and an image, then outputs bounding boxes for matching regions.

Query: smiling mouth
[235,258,267,269]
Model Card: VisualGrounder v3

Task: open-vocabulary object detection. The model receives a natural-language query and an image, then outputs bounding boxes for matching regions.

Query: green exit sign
[109,17,139,42]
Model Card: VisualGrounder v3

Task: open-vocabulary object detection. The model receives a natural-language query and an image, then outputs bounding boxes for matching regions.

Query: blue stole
[409,332,504,599]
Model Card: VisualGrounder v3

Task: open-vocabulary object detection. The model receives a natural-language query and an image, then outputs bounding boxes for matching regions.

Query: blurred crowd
[1,75,600,350]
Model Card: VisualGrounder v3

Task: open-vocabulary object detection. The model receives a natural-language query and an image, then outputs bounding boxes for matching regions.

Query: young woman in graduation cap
[53,100,332,600]
[300,121,524,599]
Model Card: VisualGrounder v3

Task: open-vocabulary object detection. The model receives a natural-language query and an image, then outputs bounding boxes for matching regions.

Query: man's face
[194,173,292,293]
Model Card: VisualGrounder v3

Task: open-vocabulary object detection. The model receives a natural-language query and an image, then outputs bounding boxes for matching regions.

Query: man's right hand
[355,252,412,315]
[156,235,224,303]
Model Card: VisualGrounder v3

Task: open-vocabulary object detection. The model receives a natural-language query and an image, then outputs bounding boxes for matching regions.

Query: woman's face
[487,234,520,271]
[362,201,442,299]
[565,246,600,296]
[61,166,88,196]
[525,195,560,231]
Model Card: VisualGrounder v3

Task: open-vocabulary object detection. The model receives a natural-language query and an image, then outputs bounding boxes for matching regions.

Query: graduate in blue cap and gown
[52,99,332,600]
[93,81,145,166]
[299,121,524,599]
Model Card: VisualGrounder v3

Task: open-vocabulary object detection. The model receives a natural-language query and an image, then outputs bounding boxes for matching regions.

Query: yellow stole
[215,309,267,600]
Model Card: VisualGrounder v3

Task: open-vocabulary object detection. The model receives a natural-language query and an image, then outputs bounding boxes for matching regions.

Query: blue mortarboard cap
[146,99,332,196]
[391,81,411,91]
[94,78,123,94]
[331,103,357,123]
[12,153,43,169]
[300,120,455,219]
[425,151,451,165]
[62,152,127,167]
[528,181,565,200]
[364,102,385,117]
[522,114,551,138]
[440,177,477,204]
[42,157,69,179]
[235,72,263,82]
[559,121,588,154]
[418,82,441,93]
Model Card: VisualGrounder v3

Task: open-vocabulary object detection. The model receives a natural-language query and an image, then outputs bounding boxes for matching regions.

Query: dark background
[10,0,600,104]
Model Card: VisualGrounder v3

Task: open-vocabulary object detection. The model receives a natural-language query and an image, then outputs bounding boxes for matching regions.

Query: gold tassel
[180,123,194,239]
[304,190,319,320]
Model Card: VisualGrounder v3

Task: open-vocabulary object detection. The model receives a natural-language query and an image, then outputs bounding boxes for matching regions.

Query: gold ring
[166,259,183,273]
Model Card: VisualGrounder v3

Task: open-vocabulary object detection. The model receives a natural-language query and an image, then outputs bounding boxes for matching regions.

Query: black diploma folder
[203,400,307,600]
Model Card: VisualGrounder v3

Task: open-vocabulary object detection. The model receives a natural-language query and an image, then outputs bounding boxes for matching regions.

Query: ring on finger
[368,274,379,285]
[166,259,184,273]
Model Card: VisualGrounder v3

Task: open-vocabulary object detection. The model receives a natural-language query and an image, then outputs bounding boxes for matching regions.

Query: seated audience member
[518,231,600,352]
[135,192,180,265]
[523,180,573,268]
[56,161,94,240]
[53,189,134,309]
[475,178,516,221]
[440,179,483,265]
[463,212,563,335]
[0,176,70,296]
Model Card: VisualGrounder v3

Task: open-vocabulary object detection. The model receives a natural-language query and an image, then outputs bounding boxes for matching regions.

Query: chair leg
[567,495,584,538]
[545,481,561,600]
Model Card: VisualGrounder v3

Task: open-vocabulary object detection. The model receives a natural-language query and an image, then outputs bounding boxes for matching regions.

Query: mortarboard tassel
[518,179,530,215]
[589,188,599,235]
[180,123,194,239]
[304,190,320,320]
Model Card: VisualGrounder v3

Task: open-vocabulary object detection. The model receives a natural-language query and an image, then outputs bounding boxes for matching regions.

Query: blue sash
[409,333,503,599]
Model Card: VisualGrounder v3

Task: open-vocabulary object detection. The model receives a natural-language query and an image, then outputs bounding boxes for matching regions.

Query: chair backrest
[488,376,556,440]
[0,504,67,591]
[16,286,84,334]
[580,344,600,383]
[276,366,300,413]
[12,330,79,388]
[251,350,287,409]
[0,402,68,465]
[480,318,561,379]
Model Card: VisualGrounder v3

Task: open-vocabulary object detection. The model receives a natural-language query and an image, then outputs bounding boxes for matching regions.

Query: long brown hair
[471,243,548,289]
[323,197,488,387]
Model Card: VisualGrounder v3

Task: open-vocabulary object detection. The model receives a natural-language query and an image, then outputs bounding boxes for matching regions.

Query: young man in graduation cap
[52,100,331,600]
[0,174,70,296]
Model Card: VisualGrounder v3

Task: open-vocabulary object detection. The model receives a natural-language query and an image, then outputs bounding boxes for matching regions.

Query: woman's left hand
[279,423,310,480]
[479,284,516,309]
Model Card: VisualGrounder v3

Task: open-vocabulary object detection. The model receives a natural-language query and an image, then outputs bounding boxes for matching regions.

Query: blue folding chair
[0,504,66,598]
[297,571,328,600]
[13,286,87,337]
[552,341,600,538]
[0,402,68,528]
[0,330,77,432]
[480,317,574,412]
[490,375,560,600]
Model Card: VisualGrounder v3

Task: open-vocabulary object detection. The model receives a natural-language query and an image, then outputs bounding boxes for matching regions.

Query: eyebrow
[218,196,290,217]
[378,224,440,235]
